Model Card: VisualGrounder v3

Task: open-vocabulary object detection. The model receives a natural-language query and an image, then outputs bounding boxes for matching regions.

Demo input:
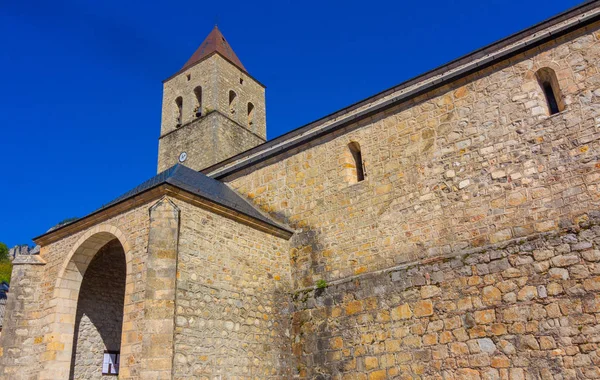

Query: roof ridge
[181,26,246,72]
[33,164,293,243]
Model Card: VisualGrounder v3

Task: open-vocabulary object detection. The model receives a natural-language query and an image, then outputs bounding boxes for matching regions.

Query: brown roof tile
[181,26,246,72]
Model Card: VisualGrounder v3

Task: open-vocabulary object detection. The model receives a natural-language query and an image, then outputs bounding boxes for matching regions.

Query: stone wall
[0,258,46,379]
[213,55,266,138]
[157,111,265,173]
[227,22,600,289]
[158,52,267,173]
[70,239,126,379]
[292,213,600,379]
[172,199,293,379]
[0,202,153,379]
[161,54,266,138]
[8,245,39,261]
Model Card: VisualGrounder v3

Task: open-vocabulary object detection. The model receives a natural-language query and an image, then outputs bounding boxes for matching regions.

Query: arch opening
[68,238,126,379]
[229,90,237,115]
[194,86,202,118]
[175,96,183,126]
[536,67,564,115]
[344,141,365,183]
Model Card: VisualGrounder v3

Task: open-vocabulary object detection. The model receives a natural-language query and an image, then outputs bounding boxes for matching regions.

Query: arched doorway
[42,227,131,380]
[69,238,126,379]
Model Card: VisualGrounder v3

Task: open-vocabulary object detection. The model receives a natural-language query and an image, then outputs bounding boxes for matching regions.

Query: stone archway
[68,239,126,379]
[41,226,132,380]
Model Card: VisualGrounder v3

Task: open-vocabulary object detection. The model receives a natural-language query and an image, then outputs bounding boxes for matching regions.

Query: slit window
[536,68,564,116]
[175,96,183,126]
[542,82,559,115]
[194,86,202,117]
[348,142,365,182]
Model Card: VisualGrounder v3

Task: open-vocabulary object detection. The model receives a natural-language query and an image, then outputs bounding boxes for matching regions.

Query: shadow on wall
[247,20,596,292]
[69,239,126,379]
[243,22,599,378]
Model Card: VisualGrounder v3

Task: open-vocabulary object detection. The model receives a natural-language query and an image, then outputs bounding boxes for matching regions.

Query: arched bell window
[229,90,237,115]
[175,96,183,127]
[194,86,202,117]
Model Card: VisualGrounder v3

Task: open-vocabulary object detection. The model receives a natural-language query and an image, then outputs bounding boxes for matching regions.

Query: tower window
[194,86,202,117]
[536,68,564,115]
[186,74,191,81]
[240,78,244,84]
[175,96,183,127]
[229,90,237,115]
[348,142,365,183]
[247,102,254,126]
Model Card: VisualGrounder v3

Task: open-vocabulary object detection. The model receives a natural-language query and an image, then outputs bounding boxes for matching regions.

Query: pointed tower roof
[181,26,246,72]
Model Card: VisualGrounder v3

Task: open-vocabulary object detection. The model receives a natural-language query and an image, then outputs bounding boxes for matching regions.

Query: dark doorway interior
[69,239,126,379]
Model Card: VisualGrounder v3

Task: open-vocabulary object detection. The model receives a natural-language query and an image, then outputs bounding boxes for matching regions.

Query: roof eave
[203,0,600,179]
[33,183,293,246]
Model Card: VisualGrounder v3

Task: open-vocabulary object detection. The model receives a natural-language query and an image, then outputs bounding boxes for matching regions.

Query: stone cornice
[12,254,46,266]
[158,109,266,142]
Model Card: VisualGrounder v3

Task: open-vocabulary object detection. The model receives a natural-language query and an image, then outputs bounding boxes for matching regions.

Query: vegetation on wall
[0,242,12,283]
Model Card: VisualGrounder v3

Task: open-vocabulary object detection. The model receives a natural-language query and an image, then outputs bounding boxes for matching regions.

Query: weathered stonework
[140,198,180,380]
[226,20,600,290]
[157,111,264,173]
[0,205,152,379]
[172,199,292,378]
[2,3,600,379]
[158,51,266,172]
[0,192,293,379]
[291,214,600,379]
[0,255,46,379]
[70,240,126,379]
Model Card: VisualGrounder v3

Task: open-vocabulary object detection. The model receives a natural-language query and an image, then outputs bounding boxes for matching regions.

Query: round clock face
[179,152,187,163]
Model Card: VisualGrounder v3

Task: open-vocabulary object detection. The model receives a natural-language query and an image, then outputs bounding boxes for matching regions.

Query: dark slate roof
[99,164,291,233]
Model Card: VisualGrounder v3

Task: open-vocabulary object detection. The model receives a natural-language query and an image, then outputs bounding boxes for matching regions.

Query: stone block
[474,309,495,325]
[413,300,434,317]
[391,303,412,320]
[551,254,579,267]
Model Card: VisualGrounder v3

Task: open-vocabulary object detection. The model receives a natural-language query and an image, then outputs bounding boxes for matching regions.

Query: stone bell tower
[157,26,266,173]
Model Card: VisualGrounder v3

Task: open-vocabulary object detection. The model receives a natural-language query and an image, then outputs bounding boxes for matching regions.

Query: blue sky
[0,0,583,247]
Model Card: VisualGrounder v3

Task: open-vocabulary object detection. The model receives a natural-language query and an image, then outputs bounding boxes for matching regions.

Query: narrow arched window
[536,68,564,115]
[229,90,237,115]
[194,86,202,117]
[247,102,254,126]
[348,142,365,182]
[175,96,183,126]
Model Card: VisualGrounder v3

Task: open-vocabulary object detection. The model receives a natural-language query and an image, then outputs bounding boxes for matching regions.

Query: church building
[2,1,600,379]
